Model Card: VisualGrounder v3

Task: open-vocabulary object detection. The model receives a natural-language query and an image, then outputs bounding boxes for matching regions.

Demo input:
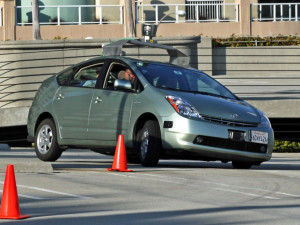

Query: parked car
[27,54,274,169]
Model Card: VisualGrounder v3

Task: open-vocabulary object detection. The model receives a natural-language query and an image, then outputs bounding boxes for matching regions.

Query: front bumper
[27,135,35,143]
[161,115,274,163]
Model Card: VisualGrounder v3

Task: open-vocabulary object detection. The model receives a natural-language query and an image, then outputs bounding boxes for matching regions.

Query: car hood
[161,89,261,124]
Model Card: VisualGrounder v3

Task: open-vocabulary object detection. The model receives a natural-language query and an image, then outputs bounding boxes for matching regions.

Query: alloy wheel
[37,125,53,154]
[140,129,149,160]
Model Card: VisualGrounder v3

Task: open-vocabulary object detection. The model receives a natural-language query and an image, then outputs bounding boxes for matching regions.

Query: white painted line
[142,173,300,198]
[108,172,183,185]
[109,173,280,200]
[18,194,45,200]
[0,190,44,200]
[112,173,297,200]
[275,192,300,198]
[203,180,300,198]
[213,188,281,200]
[17,184,92,199]
[0,181,91,199]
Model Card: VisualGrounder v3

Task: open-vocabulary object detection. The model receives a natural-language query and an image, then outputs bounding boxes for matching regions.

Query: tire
[232,161,253,169]
[138,120,161,167]
[35,118,63,162]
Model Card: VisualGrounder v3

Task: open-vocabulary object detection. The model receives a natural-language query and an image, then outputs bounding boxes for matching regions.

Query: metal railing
[136,3,239,23]
[186,0,223,21]
[15,5,123,26]
[251,3,300,22]
[214,38,300,47]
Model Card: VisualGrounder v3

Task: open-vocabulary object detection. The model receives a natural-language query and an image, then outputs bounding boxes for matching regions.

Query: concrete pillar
[124,0,136,38]
[236,0,251,36]
[236,0,258,36]
[0,0,15,41]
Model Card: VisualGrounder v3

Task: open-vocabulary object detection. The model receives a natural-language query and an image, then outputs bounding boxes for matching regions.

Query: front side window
[70,63,104,88]
[135,61,237,100]
[104,63,136,90]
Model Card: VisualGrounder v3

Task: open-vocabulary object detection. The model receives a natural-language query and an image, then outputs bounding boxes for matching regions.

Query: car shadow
[52,156,300,172]
[5,148,300,171]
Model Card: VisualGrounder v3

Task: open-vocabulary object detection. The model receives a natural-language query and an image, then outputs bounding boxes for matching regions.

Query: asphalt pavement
[1,148,300,225]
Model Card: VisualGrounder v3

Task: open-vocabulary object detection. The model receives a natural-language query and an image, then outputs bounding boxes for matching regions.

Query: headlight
[258,111,272,128]
[166,96,202,119]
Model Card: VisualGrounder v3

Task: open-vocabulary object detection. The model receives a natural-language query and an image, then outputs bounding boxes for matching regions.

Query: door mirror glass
[114,79,132,90]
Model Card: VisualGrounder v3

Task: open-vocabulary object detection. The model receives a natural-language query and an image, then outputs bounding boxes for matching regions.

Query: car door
[53,62,104,139]
[87,62,136,141]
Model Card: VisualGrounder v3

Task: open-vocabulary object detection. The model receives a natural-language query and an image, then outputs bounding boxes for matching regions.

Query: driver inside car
[118,69,135,84]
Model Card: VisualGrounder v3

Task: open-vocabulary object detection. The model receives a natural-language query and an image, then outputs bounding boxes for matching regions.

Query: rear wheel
[35,118,63,162]
[232,161,253,169]
[138,120,161,167]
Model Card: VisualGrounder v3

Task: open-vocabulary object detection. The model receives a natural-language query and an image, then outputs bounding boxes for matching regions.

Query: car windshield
[135,61,237,100]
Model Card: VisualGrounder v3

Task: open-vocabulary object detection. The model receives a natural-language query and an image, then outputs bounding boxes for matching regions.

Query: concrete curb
[0,159,53,173]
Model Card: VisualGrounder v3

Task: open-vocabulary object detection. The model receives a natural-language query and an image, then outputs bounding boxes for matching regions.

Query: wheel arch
[34,112,55,135]
[133,113,160,140]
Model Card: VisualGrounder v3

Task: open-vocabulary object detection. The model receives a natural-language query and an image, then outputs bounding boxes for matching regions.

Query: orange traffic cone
[107,134,133,172]
[0,164,29,220]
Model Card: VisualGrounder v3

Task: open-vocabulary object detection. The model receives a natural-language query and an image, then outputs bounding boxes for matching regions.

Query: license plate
[228,130,245,141]
[251,131,268,144]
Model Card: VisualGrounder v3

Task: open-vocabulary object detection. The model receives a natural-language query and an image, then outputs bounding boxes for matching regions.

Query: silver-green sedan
[27,56,274,169]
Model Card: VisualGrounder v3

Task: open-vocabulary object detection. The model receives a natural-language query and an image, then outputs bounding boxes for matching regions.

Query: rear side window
[70,64,104,88]
[56,68,74,86]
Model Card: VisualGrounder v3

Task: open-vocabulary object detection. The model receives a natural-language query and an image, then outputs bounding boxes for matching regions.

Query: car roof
[75,55,184,69]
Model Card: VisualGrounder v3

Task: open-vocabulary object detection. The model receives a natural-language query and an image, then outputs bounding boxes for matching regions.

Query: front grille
[194,135,267,154]
[201,115,258,127]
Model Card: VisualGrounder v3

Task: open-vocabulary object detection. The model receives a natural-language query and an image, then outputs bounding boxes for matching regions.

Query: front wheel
[138,120,161,167]
[35,118,63,162]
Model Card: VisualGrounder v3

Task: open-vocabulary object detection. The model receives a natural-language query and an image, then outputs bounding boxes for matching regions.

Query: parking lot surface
[1,148,300,224]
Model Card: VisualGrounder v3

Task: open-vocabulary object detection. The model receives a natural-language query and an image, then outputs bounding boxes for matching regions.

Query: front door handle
[94,96,102,104]
[57,93,64,100]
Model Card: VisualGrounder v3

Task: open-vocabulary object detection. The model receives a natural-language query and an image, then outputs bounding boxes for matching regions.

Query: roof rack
[102,39,189,68]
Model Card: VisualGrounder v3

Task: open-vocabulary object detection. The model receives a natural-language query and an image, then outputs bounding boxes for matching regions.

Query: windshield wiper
[193,91,230,99]
[185,90,236,100]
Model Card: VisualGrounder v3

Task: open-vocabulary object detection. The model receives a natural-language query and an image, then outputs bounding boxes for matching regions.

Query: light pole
[32,0,41,40]
[142,10,186,42]
[125,0,135,38]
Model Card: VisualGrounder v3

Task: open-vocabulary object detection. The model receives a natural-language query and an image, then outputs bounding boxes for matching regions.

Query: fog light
[163,121,173,128]
[260,146,267,153]
[194,136,203,144]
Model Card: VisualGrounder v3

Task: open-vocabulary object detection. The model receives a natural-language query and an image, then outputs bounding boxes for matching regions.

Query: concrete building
[0,1,299,143]
[0,0,299,41]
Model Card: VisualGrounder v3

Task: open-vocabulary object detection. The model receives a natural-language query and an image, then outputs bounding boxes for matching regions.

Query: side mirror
[114,79,132,90]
